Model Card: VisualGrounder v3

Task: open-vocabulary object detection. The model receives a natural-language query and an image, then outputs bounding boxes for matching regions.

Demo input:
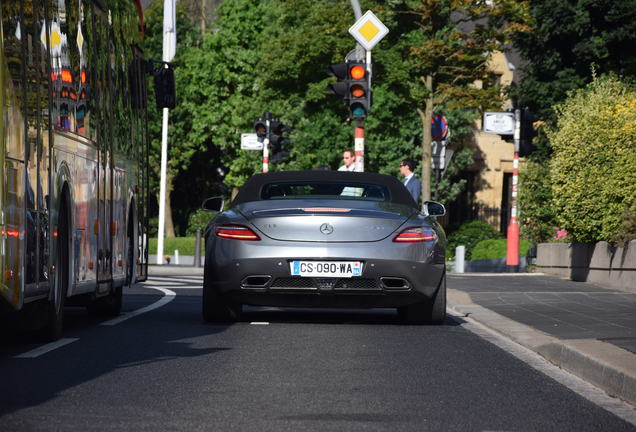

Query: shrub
[446,220,502,260]
[612,209,636,247]
[519,160,558,243]
[148,237,204,257]
[471,238,531,260]
[549,74,636,243]
[187,209,216,236]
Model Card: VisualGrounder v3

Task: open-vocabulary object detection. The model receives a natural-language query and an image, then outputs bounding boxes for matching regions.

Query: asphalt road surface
[1,273,634,431]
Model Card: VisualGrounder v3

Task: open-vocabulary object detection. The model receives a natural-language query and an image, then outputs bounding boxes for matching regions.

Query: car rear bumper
[205,256,445,309]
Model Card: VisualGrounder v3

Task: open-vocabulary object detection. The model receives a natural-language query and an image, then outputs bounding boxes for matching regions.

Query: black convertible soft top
[231,170,416,207]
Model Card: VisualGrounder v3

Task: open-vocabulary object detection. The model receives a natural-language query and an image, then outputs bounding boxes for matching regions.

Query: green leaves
[548,75,636,243]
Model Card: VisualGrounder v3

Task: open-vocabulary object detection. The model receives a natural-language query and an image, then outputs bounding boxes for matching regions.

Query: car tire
[399,273,446,325]
[202,281,240,323]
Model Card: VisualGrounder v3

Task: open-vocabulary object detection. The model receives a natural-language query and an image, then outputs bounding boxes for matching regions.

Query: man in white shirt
[338,150,356,171]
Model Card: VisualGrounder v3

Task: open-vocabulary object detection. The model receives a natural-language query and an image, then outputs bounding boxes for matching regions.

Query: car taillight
[393,227,437,243]
[215,224,261,241]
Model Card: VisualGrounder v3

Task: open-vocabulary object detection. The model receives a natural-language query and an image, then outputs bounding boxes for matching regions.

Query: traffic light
[253,113,292,163]
[347,61,370,120]
[269,120,292,157]
[326,61,372,120]
[519,107,539,157]
[154,64,176,109]
[326,62,349,99]
[254,118,267,142]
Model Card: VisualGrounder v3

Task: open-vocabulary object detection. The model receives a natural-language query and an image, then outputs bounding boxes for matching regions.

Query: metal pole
[157,106,169,264]
[194,229,202,268]
[506,108,521,271]
[354,124,364,172]
[262,113,271,173]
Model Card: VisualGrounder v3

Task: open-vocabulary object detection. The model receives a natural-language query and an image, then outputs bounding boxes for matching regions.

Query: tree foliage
[385,0,530,201]
[143,0,530,234]
[511,0,636,122]
[549,74,636,243]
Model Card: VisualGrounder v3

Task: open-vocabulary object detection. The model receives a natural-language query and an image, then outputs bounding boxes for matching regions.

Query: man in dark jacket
[399,158,421,204]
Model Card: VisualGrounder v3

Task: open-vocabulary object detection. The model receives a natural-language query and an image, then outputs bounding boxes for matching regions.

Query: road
[1,271,635,431]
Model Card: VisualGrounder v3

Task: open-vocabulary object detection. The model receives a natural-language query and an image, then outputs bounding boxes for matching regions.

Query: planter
[536,241,636,292]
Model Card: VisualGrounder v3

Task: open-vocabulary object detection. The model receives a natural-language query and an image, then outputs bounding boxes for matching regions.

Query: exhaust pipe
[380,277,410,291]
[241,275,272,288]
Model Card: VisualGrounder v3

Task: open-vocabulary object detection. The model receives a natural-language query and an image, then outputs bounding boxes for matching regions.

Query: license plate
[290,261,362,277]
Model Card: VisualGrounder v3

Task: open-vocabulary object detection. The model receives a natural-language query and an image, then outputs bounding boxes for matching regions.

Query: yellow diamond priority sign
[349,10,389,51]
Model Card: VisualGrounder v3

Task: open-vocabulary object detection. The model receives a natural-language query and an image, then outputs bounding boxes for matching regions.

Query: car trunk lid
[236,200,415,242]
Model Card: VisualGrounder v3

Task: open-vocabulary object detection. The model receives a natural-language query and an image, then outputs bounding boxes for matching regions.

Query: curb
[448,288,636,407]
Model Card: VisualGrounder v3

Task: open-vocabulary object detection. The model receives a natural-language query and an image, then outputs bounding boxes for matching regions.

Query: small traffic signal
[519,107,539,157]
[269,120,292,154]
[326,62,349,99]
[347,62,371,120]
[154,65,176,109]
[254,118,267,142]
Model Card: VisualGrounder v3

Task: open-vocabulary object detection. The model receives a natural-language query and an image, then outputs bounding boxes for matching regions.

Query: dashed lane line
[15,338,80,359]
[14,286,177,358]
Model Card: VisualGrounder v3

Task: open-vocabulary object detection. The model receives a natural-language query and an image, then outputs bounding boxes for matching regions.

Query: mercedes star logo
[320,223,334,235]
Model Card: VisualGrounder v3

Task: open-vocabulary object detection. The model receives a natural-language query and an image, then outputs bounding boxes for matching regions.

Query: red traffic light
[349,64,366,80]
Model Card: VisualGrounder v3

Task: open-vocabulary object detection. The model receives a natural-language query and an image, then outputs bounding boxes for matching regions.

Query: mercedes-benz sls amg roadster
[201,170,447,324]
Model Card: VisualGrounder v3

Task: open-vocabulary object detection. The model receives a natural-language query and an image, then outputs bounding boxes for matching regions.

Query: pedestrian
[400,158,421,204]
[338,150,356,171]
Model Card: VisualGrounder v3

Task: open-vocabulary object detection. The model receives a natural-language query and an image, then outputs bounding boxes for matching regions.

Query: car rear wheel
[202,283,241,323]
[399,274,446,325]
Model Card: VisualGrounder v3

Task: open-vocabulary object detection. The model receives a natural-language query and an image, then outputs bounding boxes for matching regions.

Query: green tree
[511,0,636,122]
[387,0,530,202]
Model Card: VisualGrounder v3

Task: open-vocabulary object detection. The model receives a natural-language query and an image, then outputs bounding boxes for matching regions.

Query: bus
[1,0,157,340]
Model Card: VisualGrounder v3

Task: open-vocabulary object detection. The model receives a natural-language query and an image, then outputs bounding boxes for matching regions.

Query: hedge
[549,75,636,243]
[471,238,531,260]
[446,220,502,260]
[148,237,204,256]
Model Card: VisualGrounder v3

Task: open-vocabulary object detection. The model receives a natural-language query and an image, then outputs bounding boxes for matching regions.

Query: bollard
[194,229,202,268]
[175,250,179,265]
[455,245,465,273]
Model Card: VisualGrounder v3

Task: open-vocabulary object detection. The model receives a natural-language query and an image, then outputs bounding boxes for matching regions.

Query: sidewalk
[447,273,636,407]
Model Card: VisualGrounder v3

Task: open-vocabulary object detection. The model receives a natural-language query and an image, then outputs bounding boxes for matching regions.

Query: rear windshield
[260,181,391,201]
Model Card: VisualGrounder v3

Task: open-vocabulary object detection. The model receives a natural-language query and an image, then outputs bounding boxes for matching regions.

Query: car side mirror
[424,200,446,217]
[202,197,224,212]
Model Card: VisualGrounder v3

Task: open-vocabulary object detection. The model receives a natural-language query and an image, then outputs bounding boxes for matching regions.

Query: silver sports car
[201,170,447,324]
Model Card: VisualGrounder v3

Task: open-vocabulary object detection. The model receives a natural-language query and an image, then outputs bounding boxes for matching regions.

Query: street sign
[483,112,515,135]
[432,141,453,170]
[431,115,448,141]
[348,10,389,51]
[241,133,263,150]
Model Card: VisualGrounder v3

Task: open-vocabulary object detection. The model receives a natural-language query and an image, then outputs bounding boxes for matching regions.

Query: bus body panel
[0,0,150,332]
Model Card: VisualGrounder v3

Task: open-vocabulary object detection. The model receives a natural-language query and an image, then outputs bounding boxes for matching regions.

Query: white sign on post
[483,112,515,135]
[348,10,389,51]
[241,133,263,150]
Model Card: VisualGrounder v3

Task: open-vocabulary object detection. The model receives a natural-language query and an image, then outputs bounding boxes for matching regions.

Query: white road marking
[15,338,79,359]
[101,286,176,326]
[250,322,270,325]
[449,310,636,426]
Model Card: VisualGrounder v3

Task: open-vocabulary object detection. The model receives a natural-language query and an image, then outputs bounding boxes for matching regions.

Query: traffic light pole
[262,114,271,173]
[354,123,364,172]
[506,108,521,271]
